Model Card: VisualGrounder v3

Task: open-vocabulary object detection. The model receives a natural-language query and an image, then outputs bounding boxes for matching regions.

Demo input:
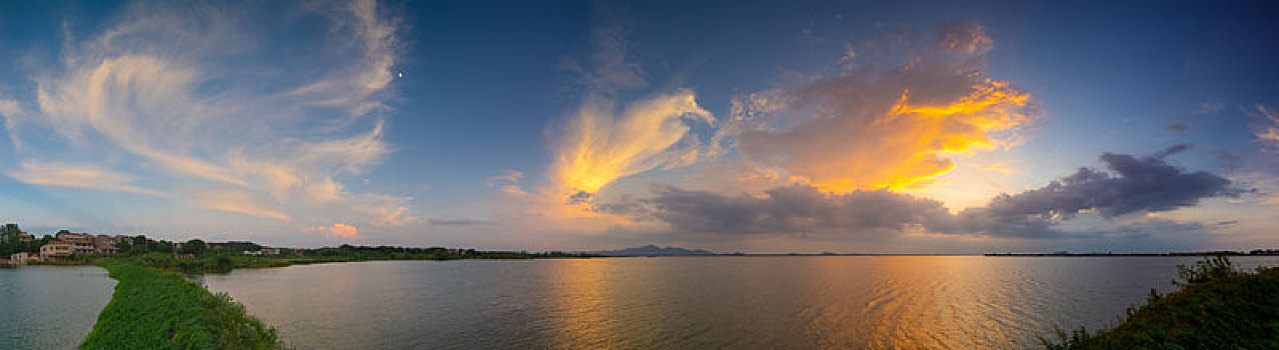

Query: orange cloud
[725,22,1032,194]
[307,223,358,239]
[549,90,712,199]
[190,189,292,221]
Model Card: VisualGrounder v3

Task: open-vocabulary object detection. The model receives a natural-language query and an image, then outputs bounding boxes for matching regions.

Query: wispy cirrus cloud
[545,18,712,206]
[4,0,414,239]
[7,161,163,196]
[550,90,712,200]
[1254,104,1279,150]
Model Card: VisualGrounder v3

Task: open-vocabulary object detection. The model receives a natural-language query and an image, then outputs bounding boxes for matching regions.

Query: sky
[1,0,1277,253]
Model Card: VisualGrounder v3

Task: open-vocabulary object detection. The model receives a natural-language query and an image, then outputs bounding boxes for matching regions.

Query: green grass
[1043,257,1279,349]
[80,263,284,349]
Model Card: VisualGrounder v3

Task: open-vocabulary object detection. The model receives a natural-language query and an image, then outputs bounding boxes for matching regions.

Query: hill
[595,245,716,256]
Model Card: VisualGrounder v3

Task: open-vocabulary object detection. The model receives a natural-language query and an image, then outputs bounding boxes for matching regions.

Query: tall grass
[80,263,283,349]
[1043,256,1279,349]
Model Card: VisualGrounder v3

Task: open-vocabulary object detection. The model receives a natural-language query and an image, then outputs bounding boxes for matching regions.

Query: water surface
[0,266,115,350]
[196,256,1279,349]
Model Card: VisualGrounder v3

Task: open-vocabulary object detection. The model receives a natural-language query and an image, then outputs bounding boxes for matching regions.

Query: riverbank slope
[80,263,282,349]
[1045,257,1279,349]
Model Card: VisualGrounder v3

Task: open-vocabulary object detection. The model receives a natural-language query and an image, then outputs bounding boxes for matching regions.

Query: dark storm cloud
[979,144,1239,219]
[599,184,949,236]
[923,144,1245,237]
[606,146,1245,239]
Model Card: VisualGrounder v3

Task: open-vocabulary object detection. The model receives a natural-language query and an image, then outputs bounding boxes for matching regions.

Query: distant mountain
[594,245,716,256]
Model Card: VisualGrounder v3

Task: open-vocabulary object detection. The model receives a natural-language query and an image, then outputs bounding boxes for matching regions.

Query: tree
[0,235,13,256]
[180,239,207,256]
[117,239,133,254]
[133,235,149,253]
[150,240,174,253]
[0,223,22,255]
[34,235,54,252]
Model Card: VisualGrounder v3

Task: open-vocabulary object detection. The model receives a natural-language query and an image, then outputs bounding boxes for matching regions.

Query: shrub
[1175,255,1238,285]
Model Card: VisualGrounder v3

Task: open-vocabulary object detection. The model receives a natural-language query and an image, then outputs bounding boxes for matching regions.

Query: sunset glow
[0,0,1274,254]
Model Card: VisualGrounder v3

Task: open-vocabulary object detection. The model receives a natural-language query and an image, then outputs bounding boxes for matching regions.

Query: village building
[45,232,120,255]
[40,241,75,260]
[243,247,281,255]
[9,252,31,264]
[94,235,120,254]
[57,232,98,255]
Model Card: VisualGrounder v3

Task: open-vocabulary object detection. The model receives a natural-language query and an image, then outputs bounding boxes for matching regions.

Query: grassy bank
[76,248,592,348]
[80,263,283,349]
[1044,257,1279,349]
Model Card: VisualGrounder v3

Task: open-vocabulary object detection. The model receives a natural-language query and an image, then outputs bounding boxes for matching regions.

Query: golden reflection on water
[545,258,615,348]
[545,256,1018,349]
[195,256,1279,349]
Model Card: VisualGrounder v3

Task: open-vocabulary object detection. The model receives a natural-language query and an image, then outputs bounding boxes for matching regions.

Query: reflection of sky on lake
[0,266,114,350]
[197,256,1279,349]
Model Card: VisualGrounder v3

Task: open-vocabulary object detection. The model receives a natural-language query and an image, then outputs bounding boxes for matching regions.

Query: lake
[193,256,1279,349]
[0,266,115,350]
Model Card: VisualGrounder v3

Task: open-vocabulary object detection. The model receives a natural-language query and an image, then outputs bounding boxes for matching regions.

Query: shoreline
[986,252,1279,257]
[1045,257,1279,348]
[61,254,1279,348]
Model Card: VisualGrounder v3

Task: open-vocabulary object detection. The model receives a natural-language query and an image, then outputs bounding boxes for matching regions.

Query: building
[244,247,282,256]
[50,232,119,255]
[57,232,97,255]
[94,235,120,254]
[94,235,113,248]
[40,241,75,260]
[16,231,32,243]
[9,252,31,265]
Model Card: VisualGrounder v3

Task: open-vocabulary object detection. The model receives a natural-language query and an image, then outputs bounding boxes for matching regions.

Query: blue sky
[1,0,1277,253]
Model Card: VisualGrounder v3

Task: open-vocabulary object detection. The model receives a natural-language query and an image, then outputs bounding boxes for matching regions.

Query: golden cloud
[549,90,712,199]
[307,223,359,239]
[726,22,1032,193]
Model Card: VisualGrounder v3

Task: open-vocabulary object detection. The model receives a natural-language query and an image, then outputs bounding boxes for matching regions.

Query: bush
[1175,255,1238,285]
